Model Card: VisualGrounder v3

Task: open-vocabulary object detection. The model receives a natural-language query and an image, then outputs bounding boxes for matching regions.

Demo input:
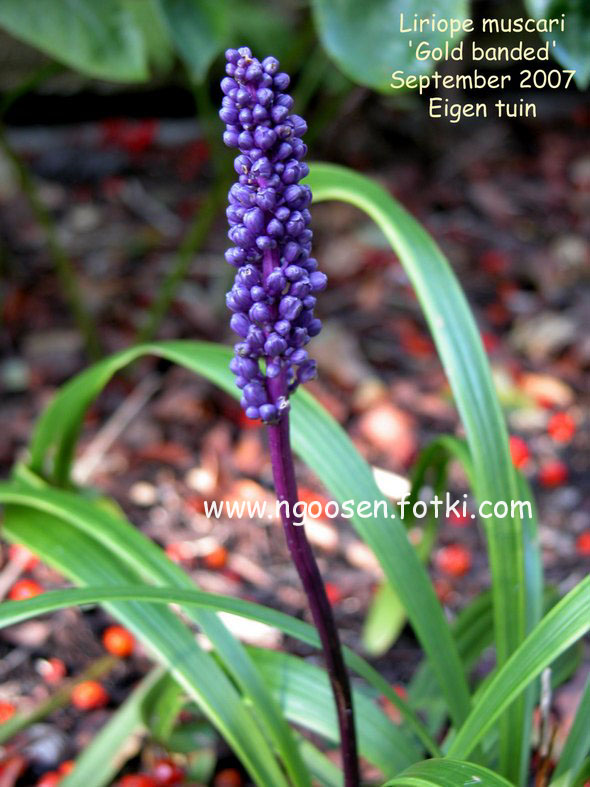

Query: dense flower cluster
[221,47,326,423]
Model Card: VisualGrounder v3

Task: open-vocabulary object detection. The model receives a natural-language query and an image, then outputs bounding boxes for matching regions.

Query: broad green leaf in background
[306,163,542,782]
[123,0,175,75]
[0,0,148,82]
[155,0,227,81]
[525,0,590,88]
[310,0,470,92]
[1,506,289,787]
[384,758,514,786]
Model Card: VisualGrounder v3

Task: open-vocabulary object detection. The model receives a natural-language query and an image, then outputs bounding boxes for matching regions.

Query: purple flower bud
[243,207,265,235]
[266,270,286,294]
[279,296,302,321]
[267,218,284,238]
[221,48,326,421]
[265,333,287,356]
[255,188,276,211]
[262,56,279,74]
[249,302,272,324]
[230,313,250,338]
[259,403,277,422]
[310,271,328,291]
[250,285,265,302]
[297,360,317,383]
[254,127,277,150]
[274,73,290,90]
[244,382,267,406]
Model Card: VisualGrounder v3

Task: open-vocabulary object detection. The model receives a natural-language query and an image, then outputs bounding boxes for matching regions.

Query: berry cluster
[221,47,326,423]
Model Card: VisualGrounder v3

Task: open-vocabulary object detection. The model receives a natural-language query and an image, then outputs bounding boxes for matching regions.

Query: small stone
[129,481,157,507]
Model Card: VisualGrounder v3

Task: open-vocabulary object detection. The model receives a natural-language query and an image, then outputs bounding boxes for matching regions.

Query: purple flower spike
[221,46,325,424]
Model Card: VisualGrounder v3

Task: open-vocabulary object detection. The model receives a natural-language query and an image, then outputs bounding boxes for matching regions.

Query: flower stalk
[220,46,360,785]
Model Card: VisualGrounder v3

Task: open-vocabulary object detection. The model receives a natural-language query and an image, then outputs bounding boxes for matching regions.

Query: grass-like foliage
[1,164,587,786]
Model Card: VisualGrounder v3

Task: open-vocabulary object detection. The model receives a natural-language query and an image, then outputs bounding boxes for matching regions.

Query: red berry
[435,544,472,577]
[539,460,568,488]
[8,578,43,601]
[71,680,109,711]
[118,776,158,787]
[36,773,61,787]
[38,657,67,685]
[447,508,471,527]
[509,436,530,470]
[214,769,244,787]
[203,545,228,570]
[0,700,15,723]
[102,625,135,658]
[324,582,343,605]
[58,761,75,775]
[8,543,39,571]
[548,412,576,443]
[151,758,184,785]
[576,532,590,557]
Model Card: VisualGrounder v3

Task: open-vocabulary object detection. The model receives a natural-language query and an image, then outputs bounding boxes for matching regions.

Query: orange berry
[8,578,43,601]
[379,684,408,724]
[58,761,75,775]
[576,532,590,557]
[71,680,109,711]
[151,758,184,785]
[8,543,39,571]
[435,544,472,577]
[0,700,16,723]
[102,625,135,658]
[539,460,568,488]
[203,545,228,570]
[548,412,576,443]
[509,436,530,469]
[36,772,61,787]
[214,768,244,787]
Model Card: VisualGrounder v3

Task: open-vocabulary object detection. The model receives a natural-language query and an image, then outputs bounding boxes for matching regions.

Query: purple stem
[266,392,360,786]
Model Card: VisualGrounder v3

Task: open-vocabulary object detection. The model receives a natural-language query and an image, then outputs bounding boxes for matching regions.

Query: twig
[135,179,228,344]
[73,373,160,484]
[0,125,102,360]
[0,654,117,746]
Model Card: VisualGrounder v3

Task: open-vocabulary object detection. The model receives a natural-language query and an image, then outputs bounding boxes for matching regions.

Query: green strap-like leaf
[0,0,148,82]
[27,337,470,734]
[0,500,439,759]
[551,674,590,786]
[448,575,590,760]
[0,517,421,776]
[1,504,288,787]
[246,647,420,777]
[384,758,515,786]
[305,162,542,780]
[2,471,309,787]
